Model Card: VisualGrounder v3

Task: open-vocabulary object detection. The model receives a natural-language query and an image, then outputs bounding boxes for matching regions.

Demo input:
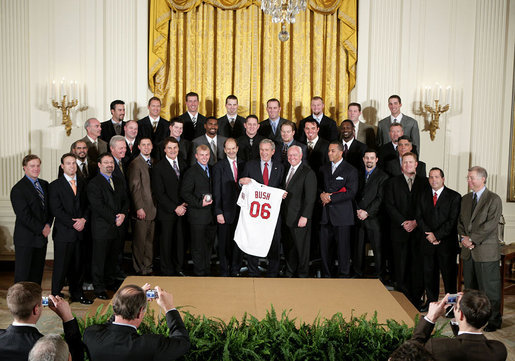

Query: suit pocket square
[336,176,344,180]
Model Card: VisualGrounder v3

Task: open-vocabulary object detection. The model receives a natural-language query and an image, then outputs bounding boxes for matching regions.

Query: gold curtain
[149,0,357,124]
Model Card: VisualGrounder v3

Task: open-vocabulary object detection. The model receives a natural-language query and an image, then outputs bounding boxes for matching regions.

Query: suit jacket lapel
[470,189,488,222]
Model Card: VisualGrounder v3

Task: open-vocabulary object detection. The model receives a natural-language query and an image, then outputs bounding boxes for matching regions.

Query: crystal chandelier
[261,0,308,42]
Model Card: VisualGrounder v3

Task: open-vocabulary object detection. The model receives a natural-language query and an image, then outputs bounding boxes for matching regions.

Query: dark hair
[348,102,361,111]
[280,120,296,132]
[389,122,403,130]
[397,135,412,144]
[329,140,344,151]
[170,117,183,126]
[162,136,179,149]
[205,116,218,123]
[22,154,41,167]
[71,140,87,150]
[245,115,259,123]
[148,96,161,106]
[388,95,402,104]
[364,148,378,157]
[60,152,76,164]
[341,119,355,128]
[97,152,114,163]
[390,340,435,361]
[138,137,152,144]
[459,289,492,329]
[7,282,42,321]
[185,92,199,101]
[311,96,323,102]
[267,98,281,108]
[226,95,238,103]
[110,100,125,110]
[112,285,147,320]
[429,167,444,178]
[303,118,320,128]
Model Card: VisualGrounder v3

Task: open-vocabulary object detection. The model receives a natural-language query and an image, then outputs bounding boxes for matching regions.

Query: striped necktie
[34,180,45,207]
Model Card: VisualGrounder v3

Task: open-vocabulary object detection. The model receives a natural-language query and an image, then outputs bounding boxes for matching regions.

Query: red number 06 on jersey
[249,201,271,219]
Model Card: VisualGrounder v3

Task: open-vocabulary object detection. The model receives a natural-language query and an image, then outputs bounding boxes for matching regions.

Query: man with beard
[101,100,126,143]
[192,116,227,166]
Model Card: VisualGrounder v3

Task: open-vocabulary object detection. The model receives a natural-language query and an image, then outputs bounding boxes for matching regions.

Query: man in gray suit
[80,118,108,164]
[192,116,227,166]
[457,166,503,332]
[376,95,420,151]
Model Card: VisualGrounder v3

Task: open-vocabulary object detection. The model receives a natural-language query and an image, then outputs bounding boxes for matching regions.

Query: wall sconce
[423,84,451,141]
[50,78,79,136]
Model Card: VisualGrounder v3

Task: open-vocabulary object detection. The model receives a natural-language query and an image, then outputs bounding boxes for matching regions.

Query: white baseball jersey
[234,179,285,257]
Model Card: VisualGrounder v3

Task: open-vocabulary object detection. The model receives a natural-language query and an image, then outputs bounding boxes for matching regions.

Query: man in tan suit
[80,118,108,164]
[457,166,503,332]
[128,137,156,275]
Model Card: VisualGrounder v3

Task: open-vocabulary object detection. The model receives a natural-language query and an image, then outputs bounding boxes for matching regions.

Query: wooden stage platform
[89,276,419,327]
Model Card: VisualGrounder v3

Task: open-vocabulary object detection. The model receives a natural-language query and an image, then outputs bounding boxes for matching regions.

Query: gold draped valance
[149,0,357,122]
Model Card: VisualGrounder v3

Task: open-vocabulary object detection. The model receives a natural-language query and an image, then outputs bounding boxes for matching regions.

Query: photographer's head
[28,334,70,361]
[7,282,42,323]
[112,285,147,325]
[456,289,491,330]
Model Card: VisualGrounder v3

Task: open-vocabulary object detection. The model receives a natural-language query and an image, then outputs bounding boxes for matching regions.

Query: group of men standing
[10,93,504,331]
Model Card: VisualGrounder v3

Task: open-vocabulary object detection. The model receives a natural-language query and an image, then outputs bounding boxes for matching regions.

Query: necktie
[94,140,98,150]
[331,163,336,174]
[119,161,124,175]
[282,143,288,160]
[433,192,438,207]
[211,139,217,162]
[146,158,152,168]
[152,122,157,132]
[204,166,209,178]
[366,171,370,182]
[70,179,77,195]
[229,118,235,128]
[82,162,89,178]
[192,116,197,127]
[34,180,45,207]
[114,123,121,135]
[272,122,277,134]
[285,167,295,188]
[393,118,398,124]
[407,177,413,191]
[471,193,478,215]
[249,137,253,146]
[263,162,269,186]
[108,177,115,190]
[232,160,238,182]
[343,143,348,158]
[308,141,314,150]
[172,160,180,178]
[129,143,133,152]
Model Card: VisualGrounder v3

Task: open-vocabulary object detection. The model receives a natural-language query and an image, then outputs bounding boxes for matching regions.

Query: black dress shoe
[95,292,109,300]
[418,304,429,313]
[483,324,499,332]
[71,296,94,305]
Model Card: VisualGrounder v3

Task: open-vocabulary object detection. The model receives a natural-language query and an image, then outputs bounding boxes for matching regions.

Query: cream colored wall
[0,0,513,260]
[355,0,515,243]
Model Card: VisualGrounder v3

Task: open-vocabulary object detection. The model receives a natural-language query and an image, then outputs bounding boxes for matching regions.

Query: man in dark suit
[282,146,317,277]
[0,282,84,361]
[384,152,429,308]
[272,120,307,167]
[457,166,503,331]
[181,144,216,276]
[138,97,170,158]
[213,138,245,276]
[123,120,140,165]
[179,92,207,141]
[384,135,426,177]
[10,154,52,284]
[347,102,376,148]
[239,139,285,277]
[192,116,227,166]
[354,149,389,279]
[319,141,358,278]
[377,95,420,150]
[87,153,129,299]
[296,96,338,143]
[416,167,461,304]
[410,290,507,360]
[109,135,128,186]
[156,118,192,165]
[152,137,188,276]
[128,138,156,276]
[218,95,245,139]
[70,140,96,181]
[101,100,126,143]
[258,98,289,143]
[236,115,264,162]
[340,119,367,172]
[49,153,92,304]
[80,117,108,167]
[83,284,190,361]
[378,122,416,169]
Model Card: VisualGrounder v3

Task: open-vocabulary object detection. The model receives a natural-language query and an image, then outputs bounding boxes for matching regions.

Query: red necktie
[232,160,238,183]
[433,192,438,207]
[263,162,269,186]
